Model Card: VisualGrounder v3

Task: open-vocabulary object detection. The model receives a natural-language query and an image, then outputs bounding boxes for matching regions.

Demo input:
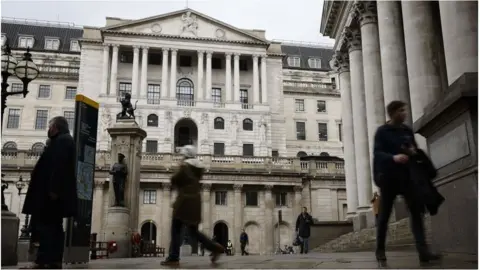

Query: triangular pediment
[103,9,268,44]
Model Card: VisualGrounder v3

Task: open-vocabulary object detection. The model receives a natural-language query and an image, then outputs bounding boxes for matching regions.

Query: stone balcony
[1,150,345,176]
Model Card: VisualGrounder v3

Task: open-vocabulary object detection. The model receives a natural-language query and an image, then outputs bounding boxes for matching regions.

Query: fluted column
[264,185,274,254]
[233,53,240,102]
[197,51,205,100]
[131,46,140,98]
[401,1,442,122]
[260,56,268,103]
[344,27,371,211]
[169,49,178,98]
[252,55,260,103]
[101,44,110,96]
[205,51,213,101]
[225,53,232,102]
[233,184,243,254]
[161,48,169,98]
[377,1,412,126]
[162,183,171,249]
[201,184,211,235]
[92,180,105,234]
[109,45,119,96]
[439,1,478,85]
[140,47,149,98]
[330,52,358,217]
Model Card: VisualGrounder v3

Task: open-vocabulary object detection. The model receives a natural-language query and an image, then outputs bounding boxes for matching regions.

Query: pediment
[103,9,268,44]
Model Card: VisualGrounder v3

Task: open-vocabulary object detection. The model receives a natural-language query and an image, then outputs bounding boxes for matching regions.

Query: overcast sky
[1,0,334,45]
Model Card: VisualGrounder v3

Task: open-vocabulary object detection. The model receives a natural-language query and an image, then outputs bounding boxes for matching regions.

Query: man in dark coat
[161,145,224,267]
[295,207,313,254]
[22,116,77,269]
[239,229,249,256]
[373,101,441,265]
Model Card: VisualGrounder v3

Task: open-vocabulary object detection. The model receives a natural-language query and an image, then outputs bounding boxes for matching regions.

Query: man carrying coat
[295,207,313,254]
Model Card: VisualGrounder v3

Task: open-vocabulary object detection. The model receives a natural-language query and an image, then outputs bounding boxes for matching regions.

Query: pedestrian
[371,192,380,226]
[226,240,233,256]
[22,116,78,269]
[373,100,441,265]
[161,145,224,266]
[295,207,313,254]
[239,229,249,256]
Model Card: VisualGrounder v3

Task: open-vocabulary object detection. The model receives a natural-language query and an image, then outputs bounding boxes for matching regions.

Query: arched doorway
[174,118,198,151]
[296,151,307,158]
[244,221,261,254]
[140,221,157,245]
[213,222,229,249]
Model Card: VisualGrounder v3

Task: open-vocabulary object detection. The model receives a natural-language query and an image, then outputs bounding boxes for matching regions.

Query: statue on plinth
[109,153,128,207]
[117,93,138,120]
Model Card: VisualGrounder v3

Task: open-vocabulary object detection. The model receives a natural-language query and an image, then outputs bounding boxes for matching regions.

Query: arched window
[31,142,45,153]
[147,114,158,127]
[320,152,330,157]
[176,78,194,101]
[242,118,253,131]
[2,141,17,151]
[296,151,308,158]
[214,117,224,130]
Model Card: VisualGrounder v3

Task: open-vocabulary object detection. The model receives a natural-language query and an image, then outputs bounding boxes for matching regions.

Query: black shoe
[376,249,387,262]
[419,251,442,264]
[161,258,180,267]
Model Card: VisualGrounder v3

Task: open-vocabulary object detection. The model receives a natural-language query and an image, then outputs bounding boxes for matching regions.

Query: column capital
[141,46,149,51]
[133,46,140,53]
[103,44,111,50]
[293,185,303,192]
[252,54,259,60]
[94,180,105,189]
[265,185,274,191]
[202,183,212,191]
[343,27,362,52]
[225,52,233,57]
[261,55,267,61]
[330,51,350,73]
[163,182,172,191]
[233,184,243,191]
[162,47,170,53]
[206,51,213,57]
[170,48,178,53]
[354,1,378,26]
[197,50,205,56]
[233,53,241,59]
[111,44,120,48]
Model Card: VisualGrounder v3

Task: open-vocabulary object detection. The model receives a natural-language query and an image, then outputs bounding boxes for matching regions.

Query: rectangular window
[338,123,342,142]
[318,123,328,141]
[215,191,227,205]
[148,53,162,65]
[317,100,326,113]
[287,57,300,67]
[272,150,279,157]
[308,58,322,69]
[146,140,158,153]
[211,88,222,104]
[295,99,305,112]
[179,55,192,67]
[65,86,77,99]
[45,38,60,50]
[240,89,248,104]
[143,190,157,204]
[38,85,51,98]
[19,36,34,48]
[11,83,23,92]
[147,84,161,104]
[120,51,133,63]
[35,110,48,130]
[118,82,132,98]
[331,77,336,89]
[70,40,80,52]
[296,122,306,140]
[239,59,248,71]
[6,109,20,129]
[245,191,258,206]
[275,192,287,207]
[64,111,75,131]
[212,57,222,69]
[242,144,254,156]
[213,143,225,156]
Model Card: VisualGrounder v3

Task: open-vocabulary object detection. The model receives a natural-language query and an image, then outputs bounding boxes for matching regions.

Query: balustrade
[283,80,333,89]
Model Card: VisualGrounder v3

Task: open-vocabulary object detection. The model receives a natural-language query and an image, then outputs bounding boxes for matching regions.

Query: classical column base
[1,210,20,266]
[104,207,131,258]
[352,207,376,231]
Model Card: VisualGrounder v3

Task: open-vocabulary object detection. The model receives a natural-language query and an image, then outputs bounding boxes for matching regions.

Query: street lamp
[1,44,39,130]
[15,176,30,240]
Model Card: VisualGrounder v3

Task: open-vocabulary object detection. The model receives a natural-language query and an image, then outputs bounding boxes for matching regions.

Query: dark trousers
[168,218,219,260]
[35,213,64,265]
[240,243,248,255]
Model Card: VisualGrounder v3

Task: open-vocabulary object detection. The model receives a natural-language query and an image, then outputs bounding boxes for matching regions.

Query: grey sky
[1,0,334,45]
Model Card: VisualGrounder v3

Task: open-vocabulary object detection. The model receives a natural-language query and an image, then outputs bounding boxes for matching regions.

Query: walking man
[240,229,249,256]
[295,207,313,254]
[22,116,78,269]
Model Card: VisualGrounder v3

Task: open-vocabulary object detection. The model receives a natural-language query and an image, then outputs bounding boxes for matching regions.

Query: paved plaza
[11,251,478,269]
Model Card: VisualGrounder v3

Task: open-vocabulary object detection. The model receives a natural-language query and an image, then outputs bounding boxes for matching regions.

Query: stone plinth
[2,210,20,266]
[104,207,130,258]
[181,244,192,256]
[17,239,29,262]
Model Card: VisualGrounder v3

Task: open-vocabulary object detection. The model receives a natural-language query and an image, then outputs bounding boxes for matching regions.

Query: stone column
[401,1,443,122]
[439,1,478,85]
[92,180,105,235]
[233,53,240,102]
[252,55,260,104]
[330,52,358,217]
[101,44,110,96]
[169,49,178,98]
[201,184,212,235]
[131,46,140,98]
[205,51,213,101]
[109,45,119,96]
[264,185,274,254]
[293,186,302,220]
[344,27,372,212]
[140,47,149,98]
[197,51,204,100]
[233,184,243,254]
[377,1,412,126]
[162,183,171,249]
[161,48,169,98]
[260,56,268,104]
[225,53,232,102]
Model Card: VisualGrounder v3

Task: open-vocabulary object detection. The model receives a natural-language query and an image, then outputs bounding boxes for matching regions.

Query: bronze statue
[117,93,138,119]
[109,153,128,207]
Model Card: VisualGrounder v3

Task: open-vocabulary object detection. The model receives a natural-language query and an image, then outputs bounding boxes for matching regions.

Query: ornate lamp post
[15,176,30,240]
[1,44,39,130]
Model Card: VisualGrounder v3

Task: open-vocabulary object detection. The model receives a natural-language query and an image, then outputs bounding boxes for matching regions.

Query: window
[338,123,342,142]
[6,109,20,129]
[64,111,75,131]
[146,140,158,153]
[242,144,254,156]
[287,57,300,67]
[118,82,132,98]
[35,110,48,130]
[65,86,77,99]
[38,85,51,98]
[120,51,133,63]
[148,53,162,65]
[31,142,45,153]
[318,123,328,141]
[242,118,253,131]
[272,150,279,157]
[176,78,194,101]
[213,143,225,156]
[70,40,80,52]
[308,58,322,69]
[239,59,248,71]
[297,151,308,158]
[1,34,6,46]
[147,84,161,104]
[18,36,34,48]
[331,77,336,89]
[179,55,192,67]
[240,89,248,104]
[214,117,224,130]
[295,99,305,112]
[11,83,23,92]
[212,88,222,104]
[317,100,326,113]
[342,204,348,220]
[143,190,156,204]
[45,38,60,50]
[147,114,158,127]
[212,57,222,69]
[296,122,306,140]
[215,191,227,205]
[245,191,258,206]
[3,141,17,151]
[276,192,287,207]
